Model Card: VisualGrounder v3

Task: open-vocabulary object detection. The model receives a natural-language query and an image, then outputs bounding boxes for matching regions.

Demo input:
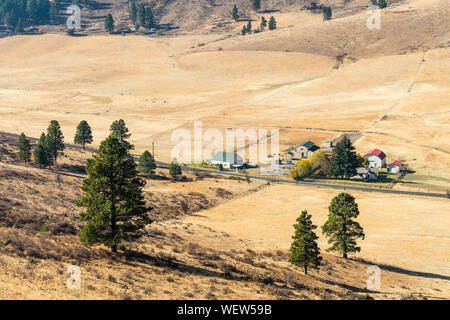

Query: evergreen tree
[18,132,32,165]
[138,150,156,177]
[110,119,134,150]
[246,20,252,34]
[241,25,247,35]
[329,136,359,179]
[34,132,53,168]
[105,13,114,34]
[137,3,145,27]
[129,0,137,25]
[268,16,276,30]
[252,0,261,11]
[322,6,332,21]
[15,17,24,33]
[46,120,65,164]
[378,0,387,9]
[260,16,267,31]
[74,120,93,150]
[289,210,322,275]
[144,6,154,29]
[169,162,182,179]
[76,136,152,253]
[231,4,239,21]
[27,0,39,24]
[322,193,365,259]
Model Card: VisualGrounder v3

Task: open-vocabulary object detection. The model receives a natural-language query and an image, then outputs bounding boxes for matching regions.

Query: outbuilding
[387,160,403,173]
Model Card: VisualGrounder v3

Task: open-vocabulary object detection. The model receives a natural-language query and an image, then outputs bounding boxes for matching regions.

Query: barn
[364,149,386,168]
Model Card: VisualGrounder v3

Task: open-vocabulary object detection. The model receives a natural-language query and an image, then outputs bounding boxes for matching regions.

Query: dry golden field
[0,0,449,300]
[1,135,448,299]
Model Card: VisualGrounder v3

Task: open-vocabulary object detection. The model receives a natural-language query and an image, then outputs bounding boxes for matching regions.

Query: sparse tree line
[289,192,365,275]
[0,0,56,31]
[230,2,277,36]
[371,0,388,9]
[15,119,164,180]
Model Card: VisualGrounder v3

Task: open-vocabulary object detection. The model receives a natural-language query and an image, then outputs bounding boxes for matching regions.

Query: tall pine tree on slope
[76,136,152,253]
[289,210,322,275]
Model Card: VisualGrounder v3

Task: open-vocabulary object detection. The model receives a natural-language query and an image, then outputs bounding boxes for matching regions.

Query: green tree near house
[46,120,65,164]
[34,133,53,168]
[268,16,276,30]
[322,6,332,21]
[18,133,32,165]
[231,4,239,21]
[74,120,93,150]
[76,136,152,253]
[289,210,322,275]
[329,136,359,179]
[110,119,134,150]
[169,162,182,179]
[138,150,156,177]
[241,25,247,35]
[105,13,114,34]
[322,193,365,259]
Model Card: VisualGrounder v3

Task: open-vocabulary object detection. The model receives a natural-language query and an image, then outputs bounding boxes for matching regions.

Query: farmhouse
[387,160,403,173]
[364,149,386,168]
[356,167,379,181]
[294,141,320,159]
[209,152,244,169]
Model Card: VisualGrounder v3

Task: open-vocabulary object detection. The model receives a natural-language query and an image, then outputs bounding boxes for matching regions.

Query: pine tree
[329,136,359,179]
[169,162,182,179]
[138,150,156,177]
[260,16,267,31]
[246,20,252,34]
[74,120,93,150]
[322,193,365,259]
[137,3,145,28]
[46,120,65,164]
[110,119,134,150]
[378,0,387,9]
[231,4,239,21]
[129,0,137,25]
[241,25,247,35]
[252,0,261,11]
[18,133,32,165]
[322,6,332,21]
[268,16,276,30]
[76,136,152,253]
[27,0,39,24]
[34,132,53,168]
[105,13,114,34]
[289,210,322,275]
[144,6,154,29]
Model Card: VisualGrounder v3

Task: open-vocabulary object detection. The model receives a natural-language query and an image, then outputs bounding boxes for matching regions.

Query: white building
[364,149,386,168]
[209,152,244,169]
[387,161,403,173]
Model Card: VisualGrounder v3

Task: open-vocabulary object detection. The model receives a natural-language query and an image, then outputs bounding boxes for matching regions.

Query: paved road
[1,131,448,199]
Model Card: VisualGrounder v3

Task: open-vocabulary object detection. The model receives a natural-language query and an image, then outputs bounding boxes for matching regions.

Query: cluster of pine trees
[289,193,365,274]
[241,16,276,35]
[128,0,154,31]
[16,119,160,253]
[0,0,56,31]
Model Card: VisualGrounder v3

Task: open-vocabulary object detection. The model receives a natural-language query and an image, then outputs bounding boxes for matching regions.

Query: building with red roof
[364,149,386,168]
[387,160,403,173]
